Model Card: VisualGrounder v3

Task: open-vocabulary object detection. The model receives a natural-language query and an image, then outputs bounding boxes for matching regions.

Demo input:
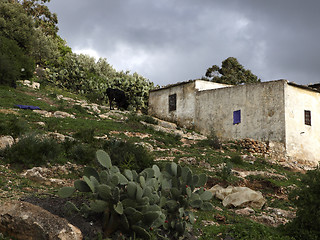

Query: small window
[233,110,241,124]
[305,110,311,126]
[169,94,177,112]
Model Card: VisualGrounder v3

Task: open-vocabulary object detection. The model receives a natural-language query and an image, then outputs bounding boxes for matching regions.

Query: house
[148,79,320,166]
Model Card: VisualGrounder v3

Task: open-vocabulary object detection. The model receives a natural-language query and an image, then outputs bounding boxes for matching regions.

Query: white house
[148,79,320,166]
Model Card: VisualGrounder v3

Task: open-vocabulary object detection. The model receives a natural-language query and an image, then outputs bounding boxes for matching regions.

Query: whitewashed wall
[148,81,196,128]
[148,80,231,128]
[284,84,320,165]
[195,80,286,143]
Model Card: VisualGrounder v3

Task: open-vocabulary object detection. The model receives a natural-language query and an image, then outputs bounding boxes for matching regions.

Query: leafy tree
[0,0,36,51]
[204,57,261,85]
[31,27,60,65]
[17,0,58,36]
[0,1,35,87]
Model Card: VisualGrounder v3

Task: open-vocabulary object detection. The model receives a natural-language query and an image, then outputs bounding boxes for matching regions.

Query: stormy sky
[47,0,320,86]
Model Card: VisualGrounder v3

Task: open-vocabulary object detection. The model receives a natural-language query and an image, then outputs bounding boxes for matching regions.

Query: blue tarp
[15,105,41,110]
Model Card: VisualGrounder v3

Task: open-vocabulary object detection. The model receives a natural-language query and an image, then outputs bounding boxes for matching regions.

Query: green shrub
[197,131,221,149]
[65,142,96,165]
[72,104,88,115]
[227,220,293,240]
[282,167,320,239]
[103,139,154,172]
[73,128,96,144]
[58,150,213,239]
[230,155,244,165]
[217,161,233,181]
[1,133,62,168]
[0,116,29,138]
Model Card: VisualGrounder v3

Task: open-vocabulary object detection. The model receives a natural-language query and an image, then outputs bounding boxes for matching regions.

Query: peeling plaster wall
[285,84,320,165]
[195,80,286,144]
[148,80,231,128]
[148,81,196,128]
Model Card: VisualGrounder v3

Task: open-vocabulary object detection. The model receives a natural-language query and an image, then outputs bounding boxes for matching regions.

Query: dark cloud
[47,0,320,85]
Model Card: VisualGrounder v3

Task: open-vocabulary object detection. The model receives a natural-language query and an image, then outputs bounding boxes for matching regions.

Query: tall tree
[0,0,35,87]
[204,57,261,85]
[18,0,58,36]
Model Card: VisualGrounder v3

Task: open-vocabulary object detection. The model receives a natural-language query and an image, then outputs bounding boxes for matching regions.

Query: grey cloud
[48,0,320,85]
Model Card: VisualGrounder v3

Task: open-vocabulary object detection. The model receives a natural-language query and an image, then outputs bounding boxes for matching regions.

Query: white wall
[285,84,320,165]
[195,80,286,143]
[195,80,232,91]
[148,81,196,128]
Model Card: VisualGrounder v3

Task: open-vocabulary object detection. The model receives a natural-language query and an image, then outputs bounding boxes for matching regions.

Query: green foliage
[103,139,154,172]
[0,115,29,138]
[217,161,233,181]
[64,142,96,165]
[197,131,221,149]
[230,155,244,165]
[19,0,59,36]
[73,128,96,144]
[58,150,212,239]
[204,57,261,85]
[1,133,63,168]
[0,35,35,87]
[226,220,293,240]
[45,52,155,111]
[283,167,320,239]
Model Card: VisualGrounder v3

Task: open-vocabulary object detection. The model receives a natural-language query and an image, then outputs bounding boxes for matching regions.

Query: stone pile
[236,138,270,154]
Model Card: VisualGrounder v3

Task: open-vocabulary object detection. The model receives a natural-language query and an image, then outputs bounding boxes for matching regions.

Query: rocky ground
[0,84,312,239]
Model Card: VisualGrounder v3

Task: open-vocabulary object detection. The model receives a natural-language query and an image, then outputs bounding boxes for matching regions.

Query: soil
[20,193,103,239]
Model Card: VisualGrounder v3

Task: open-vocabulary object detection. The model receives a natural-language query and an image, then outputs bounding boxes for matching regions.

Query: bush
[103,139,154,172]
[230,155,244,165]
[65,142,96,165]
[73,128,96,144]
[0,116,29,138]
[2,133,62,168]
[282,167,320,239]
[197,131,221,149]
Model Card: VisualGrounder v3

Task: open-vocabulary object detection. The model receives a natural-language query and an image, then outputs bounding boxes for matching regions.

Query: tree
[204,57,261,85]
[0,0,35,87]
[17,0,58,36]
[0,0,36,51]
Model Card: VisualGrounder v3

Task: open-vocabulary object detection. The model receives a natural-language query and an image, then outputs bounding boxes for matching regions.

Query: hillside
[0,83,314,239]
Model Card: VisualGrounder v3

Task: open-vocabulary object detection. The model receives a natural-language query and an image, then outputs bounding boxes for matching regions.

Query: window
[169,94,177,111]
[305,110,311,126]
[233,110,241,124]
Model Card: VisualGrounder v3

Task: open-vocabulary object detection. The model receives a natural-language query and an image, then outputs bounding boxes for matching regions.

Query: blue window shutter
[233,110,241,124]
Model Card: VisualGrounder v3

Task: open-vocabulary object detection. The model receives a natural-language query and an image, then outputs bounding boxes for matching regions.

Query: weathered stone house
[148,79,320,165]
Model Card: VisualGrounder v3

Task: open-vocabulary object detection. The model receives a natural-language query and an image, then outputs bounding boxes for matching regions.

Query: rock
[209,185,266,209]
[47,132,74,143]
[135,142,154,152]
[157,119,177,129]
[0,200,82,240]
[53,111,75,119]
[0,135,14,150]
[36,122,46,127]
[0,108,19,115]
[33,110,53,117]
[18,80,40,89]
[235,207,255,216]
[21,167,65,186]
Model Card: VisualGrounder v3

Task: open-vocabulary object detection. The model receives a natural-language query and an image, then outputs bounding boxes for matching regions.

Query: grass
[0,83,307,239]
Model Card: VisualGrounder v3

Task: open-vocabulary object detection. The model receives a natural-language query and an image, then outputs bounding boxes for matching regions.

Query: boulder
[0,135,14,150]
[53,111,75,119]
[209,185,266,209]
[0,200,82,240]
